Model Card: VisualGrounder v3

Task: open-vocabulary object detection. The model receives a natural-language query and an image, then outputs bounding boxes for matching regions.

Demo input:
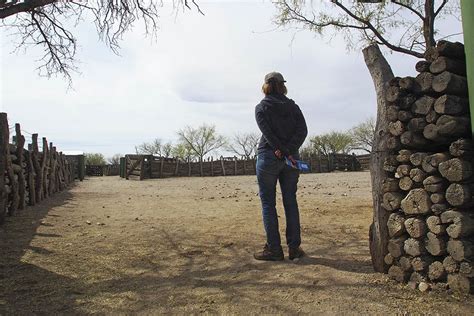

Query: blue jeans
[256,149,301,251]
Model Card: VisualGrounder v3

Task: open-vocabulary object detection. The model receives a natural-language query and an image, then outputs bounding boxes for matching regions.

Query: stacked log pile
[383,41,473,293]
[0,113,76,225]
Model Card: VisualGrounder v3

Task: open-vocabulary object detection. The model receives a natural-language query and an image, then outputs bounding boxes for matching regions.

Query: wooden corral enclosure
[122,153,363,180]
[0,113,78,225]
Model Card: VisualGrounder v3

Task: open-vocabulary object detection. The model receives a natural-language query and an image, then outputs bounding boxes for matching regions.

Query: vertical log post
[0,113,8,224]
[6,127,19,215]
[24,149,36,206]
[175,158,179,176]
[234,156,238,175]
[41,137,49,199]
[199,157,203,177]
[363,44,395,273]
[211,157,214,176]
[188,156,191,177]
[139,156,145,180]
[32,134,42,201]
[160,157,164,178]
[220,156,226,176]
[15,124,26,210]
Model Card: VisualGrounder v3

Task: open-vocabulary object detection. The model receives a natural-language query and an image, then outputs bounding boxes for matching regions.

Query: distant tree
[107,154,122,165]
[350,117,376,153]
[162,142,173,157]
[309,131,353,155]
[171,142,196,160]
[135,139,173,157]
[227,132,260,159]
[177,124,227,162]
[1,0,203,84]
[85,153,106,166]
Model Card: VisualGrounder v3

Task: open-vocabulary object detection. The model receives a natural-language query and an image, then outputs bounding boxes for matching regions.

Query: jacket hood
[260,94,295,117]
[261,94,294,106]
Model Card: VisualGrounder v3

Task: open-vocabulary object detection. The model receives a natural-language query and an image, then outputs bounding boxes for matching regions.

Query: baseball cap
[264,72,286,83]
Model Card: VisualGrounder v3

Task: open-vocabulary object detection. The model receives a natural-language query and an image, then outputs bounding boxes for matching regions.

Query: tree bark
[364,44,395,273]
[0,113,7,224]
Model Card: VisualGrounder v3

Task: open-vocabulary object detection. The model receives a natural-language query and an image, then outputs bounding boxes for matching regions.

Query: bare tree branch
[332,0,424,58]
[0,0,56,19]
[434,0,449,17]
[2,0,201,84]
[392,0,425,20]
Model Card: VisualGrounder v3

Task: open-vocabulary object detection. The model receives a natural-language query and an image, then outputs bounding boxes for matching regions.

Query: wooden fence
[0,113,78,225]
[355,154,371,170]
[122,153,363,180]
[85,165,120,177]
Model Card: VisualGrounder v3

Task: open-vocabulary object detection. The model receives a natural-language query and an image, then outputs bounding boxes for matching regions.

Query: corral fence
[355,154,371,170]
[85,164,120,177]
[121,153,366,180]
[0,113,81,225]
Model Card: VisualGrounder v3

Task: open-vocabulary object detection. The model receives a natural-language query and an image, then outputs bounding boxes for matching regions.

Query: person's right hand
[274,149,283,159]
[288,155,297,166]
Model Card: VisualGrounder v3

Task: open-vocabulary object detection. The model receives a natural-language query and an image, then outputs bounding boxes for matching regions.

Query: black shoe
[253,244,284,261]
[289,247,305,260]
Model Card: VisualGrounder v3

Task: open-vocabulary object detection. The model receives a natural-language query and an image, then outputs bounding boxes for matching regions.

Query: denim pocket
[257,150,280,175]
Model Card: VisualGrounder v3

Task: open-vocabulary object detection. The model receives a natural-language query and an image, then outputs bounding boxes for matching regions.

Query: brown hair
[262,81,287,95]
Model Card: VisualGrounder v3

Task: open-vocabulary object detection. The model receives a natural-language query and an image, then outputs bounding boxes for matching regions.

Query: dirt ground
[0,171,473,315]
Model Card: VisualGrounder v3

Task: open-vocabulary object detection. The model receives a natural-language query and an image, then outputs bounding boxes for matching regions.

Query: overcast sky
[0,1,464,158]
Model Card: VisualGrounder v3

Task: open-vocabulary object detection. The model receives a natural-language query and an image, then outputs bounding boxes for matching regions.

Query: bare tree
[274,0,461,273]
[177,124,226,162]
[162,142,173,158]
[350,117,375,153]
[135,138,172,157]
[1,0,203,84]
[227,132,260,159]
[107,154,122,165]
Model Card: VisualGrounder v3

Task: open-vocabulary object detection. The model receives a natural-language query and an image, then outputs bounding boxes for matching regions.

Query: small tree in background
[177,124,227,162]
[171,143,195,160]
[108,154,122,165]
[85,153,106,166]
[350,117,376,153]
[309,131,353,155]
[227,132,260,159]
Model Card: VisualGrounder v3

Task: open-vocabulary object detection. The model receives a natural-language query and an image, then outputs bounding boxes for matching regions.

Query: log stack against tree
[0,113,76,224]
[384,41,474,294]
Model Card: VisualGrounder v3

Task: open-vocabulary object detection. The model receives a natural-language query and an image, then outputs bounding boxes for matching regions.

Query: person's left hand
[274,149,283,159]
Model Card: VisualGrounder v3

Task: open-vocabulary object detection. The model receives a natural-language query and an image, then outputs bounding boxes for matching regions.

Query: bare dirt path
[1,172,473,314]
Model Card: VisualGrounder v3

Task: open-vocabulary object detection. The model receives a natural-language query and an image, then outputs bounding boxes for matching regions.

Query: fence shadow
[0,188,85,314]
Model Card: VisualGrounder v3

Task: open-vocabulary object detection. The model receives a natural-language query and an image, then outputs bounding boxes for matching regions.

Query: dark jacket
[255,93,308,156]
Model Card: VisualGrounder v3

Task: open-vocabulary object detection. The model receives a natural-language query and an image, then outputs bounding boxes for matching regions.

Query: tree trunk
[363,44,395,273]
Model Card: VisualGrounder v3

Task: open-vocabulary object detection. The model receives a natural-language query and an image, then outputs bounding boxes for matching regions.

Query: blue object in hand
[285,157,310,172]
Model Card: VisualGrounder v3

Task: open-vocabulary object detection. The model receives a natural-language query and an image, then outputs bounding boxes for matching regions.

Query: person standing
[254,72,308,261]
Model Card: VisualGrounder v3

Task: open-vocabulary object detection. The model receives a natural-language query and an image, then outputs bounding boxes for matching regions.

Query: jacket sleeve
[285,104,308,154]
[255,104,289,154]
